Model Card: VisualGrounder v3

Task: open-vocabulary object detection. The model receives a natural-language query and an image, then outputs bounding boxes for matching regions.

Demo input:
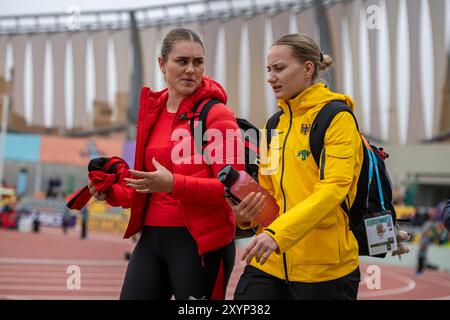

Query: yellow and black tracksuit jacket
[251,82,364,283]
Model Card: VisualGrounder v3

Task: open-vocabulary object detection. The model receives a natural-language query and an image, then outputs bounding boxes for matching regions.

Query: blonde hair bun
[319,54,334,71]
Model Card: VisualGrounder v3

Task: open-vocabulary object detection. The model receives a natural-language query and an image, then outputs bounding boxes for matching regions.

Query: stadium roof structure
[0,0,344,35]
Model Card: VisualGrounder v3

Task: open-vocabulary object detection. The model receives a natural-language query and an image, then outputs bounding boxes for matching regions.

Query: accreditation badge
[364,212,398,256]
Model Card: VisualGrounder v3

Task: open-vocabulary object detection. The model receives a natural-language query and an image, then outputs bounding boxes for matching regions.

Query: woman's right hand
[88,181,106,201]
[225,192,266,224]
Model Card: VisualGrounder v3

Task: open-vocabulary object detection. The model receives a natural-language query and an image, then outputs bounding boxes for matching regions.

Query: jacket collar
[277,82,355,117]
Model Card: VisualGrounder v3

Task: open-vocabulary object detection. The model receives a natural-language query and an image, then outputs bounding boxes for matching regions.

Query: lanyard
[360,135,386,211]
[361,135,374,210]
[369,147,386,211]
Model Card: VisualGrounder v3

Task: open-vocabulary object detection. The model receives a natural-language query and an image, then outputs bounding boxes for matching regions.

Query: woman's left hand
[125,158,174,193]
[241,232,279,265]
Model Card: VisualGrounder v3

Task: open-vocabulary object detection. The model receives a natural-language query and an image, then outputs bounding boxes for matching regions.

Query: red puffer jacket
[116,76,244,254]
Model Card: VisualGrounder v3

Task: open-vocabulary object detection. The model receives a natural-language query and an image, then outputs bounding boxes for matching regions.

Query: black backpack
[265,101,397,257]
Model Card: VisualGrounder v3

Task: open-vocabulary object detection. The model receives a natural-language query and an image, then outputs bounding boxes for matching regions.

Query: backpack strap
[266,110,283,147]
[309,100,359,219]
[309,100,359,168]
[184,99,221,155]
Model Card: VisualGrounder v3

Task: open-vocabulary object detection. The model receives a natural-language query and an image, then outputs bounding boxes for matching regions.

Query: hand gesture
[241,232,279,265]
[125,158,174,193]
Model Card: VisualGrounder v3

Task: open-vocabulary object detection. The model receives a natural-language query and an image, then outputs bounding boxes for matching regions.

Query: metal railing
[0,0,343,35]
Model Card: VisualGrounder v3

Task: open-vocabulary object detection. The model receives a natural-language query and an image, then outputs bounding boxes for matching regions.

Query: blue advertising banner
[5,133,41,162]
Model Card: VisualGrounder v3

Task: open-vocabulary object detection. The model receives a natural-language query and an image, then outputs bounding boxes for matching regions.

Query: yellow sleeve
[264,112,361,253]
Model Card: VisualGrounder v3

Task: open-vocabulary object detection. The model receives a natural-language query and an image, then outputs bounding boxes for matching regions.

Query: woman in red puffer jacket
[88,28,244,300]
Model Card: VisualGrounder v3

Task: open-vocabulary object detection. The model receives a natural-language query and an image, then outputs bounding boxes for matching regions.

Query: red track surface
[1,227,449,300]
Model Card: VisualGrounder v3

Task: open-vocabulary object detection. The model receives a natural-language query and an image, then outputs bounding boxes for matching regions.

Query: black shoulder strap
[191,99,204,113]
[190,99,221,155]
[309,100,359,221]
[197,99,221,143]
[309,100,358,168]
[266,110,283,147]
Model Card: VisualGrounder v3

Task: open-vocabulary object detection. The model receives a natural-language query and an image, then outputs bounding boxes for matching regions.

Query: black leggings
[120,226,235,300]
[234,265,360,300]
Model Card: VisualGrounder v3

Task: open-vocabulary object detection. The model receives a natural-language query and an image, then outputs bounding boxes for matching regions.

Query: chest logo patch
[297,149,311,161]
[301,124,311,135]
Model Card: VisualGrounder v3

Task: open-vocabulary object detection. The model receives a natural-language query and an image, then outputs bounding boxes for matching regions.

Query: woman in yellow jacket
[230,33,363,300]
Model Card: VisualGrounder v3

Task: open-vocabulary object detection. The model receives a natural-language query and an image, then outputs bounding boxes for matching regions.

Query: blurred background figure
[416,205,449,275]
[46,176,61,199]
[443,200,450,231]
[31,209,40,233]
[79,205,88,240]
[61,205,71,235]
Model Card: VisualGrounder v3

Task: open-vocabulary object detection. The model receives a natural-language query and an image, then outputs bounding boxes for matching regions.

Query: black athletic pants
[120,226,235,300]
[234,265,360,300]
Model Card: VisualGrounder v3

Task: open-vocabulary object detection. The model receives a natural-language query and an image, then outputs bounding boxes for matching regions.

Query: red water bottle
[218,165,279,227]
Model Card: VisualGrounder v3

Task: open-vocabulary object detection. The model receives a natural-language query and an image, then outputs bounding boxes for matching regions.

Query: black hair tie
[320,52,324,63]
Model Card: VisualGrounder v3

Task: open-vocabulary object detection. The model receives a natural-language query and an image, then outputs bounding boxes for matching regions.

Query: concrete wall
[383,144,450,188]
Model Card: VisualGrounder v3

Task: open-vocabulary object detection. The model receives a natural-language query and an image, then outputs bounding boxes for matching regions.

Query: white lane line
[358,270,416,298]
[41,231,127,243]
[418,273,450,300]
[0,257,127,266]
[421,273,450,286]
[0,284,121,292]
[0,228,128,244]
